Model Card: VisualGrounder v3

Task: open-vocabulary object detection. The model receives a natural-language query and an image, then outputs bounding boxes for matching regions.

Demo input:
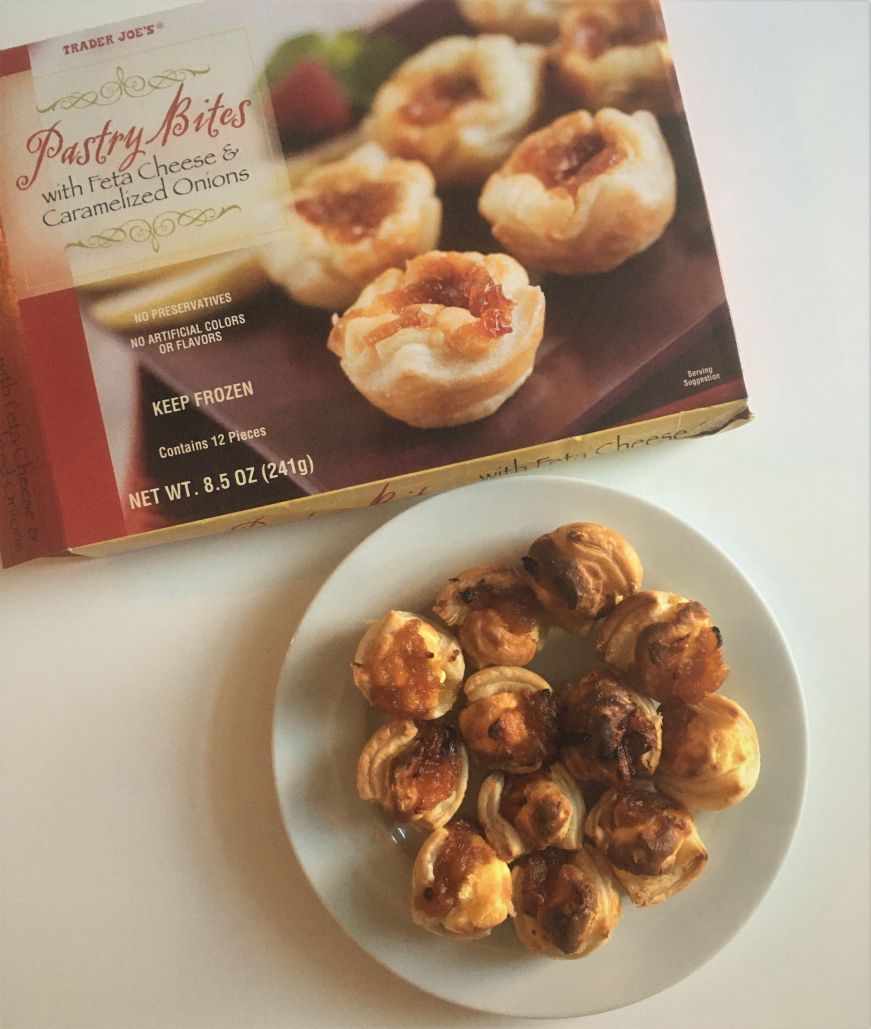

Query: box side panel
[17,290,128,548]
[0,226,67,566]
[68,399,752,559]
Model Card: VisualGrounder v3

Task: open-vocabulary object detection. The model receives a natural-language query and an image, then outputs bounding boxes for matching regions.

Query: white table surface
[1,2,868,1027]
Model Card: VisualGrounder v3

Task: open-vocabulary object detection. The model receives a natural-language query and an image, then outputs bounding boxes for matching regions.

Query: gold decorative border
[37,66,210,112]
[64,206,241,253]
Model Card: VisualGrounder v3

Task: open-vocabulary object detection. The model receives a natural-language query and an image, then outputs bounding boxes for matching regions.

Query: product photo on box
[0,0,750,566]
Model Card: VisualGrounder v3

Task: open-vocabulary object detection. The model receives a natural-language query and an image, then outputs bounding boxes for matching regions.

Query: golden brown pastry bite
[511,845,621,958]
[459,666,558,773]
[356,719,469,829]
[458,0,574,42]
[433,562,548,667]
[366,34,547,182]
[554,0,681,116]
[558,667,662,787]
[478,107,676,275]
[327,250,546,428]
[352,610,464,719]
[478,762,584,861]
[585,782,707,906]
[261,143,441,310]
[411,819,514,938]
[596,590,729,705]
[521,522,643,634]
[655,695,760,810]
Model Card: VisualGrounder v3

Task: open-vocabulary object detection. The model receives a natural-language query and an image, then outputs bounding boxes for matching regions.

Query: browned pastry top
[512,130,623,192]
[522,522,642,627]
[600,591,728,704]
[571,1,667,60]
[401,73,483,125]
[362,253,516,357]
[460,688,558,770]
[517,848,598,955]
[417,820,493,919]
[559,669,659,785]
[499,772,572,848]
[363,617,447,718]
[388,722,464,820]
[605,788,694,876]
[294,181,400,242]
[457,580,540,635]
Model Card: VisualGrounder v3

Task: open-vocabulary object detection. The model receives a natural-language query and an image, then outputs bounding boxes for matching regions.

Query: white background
[1,2,868,1028]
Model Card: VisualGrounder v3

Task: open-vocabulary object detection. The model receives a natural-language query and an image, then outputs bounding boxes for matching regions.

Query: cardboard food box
[0,0,751,567]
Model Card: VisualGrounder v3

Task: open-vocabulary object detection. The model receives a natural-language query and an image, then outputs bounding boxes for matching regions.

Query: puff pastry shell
[459,666,558,773]
[655,695,760,810]
[554,0,681,116]
[327,250,546,428]
[412,820,513,938]
[521,521,643,633]
[585,782,707,906]
[261,144,441,310]
[558,667,662,787]
[356,719,469,829]
[458,0,574,42]
[433,561,548,667]
[367,34,546,182]
[479,107,676,274]
[596,590,729,705]
[512,845,621,958]
[478,762,584,861]
[352,610,464,719]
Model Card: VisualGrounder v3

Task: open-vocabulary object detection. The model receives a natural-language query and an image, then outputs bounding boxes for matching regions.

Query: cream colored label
[2,23,286,297]
[69,401,752,560]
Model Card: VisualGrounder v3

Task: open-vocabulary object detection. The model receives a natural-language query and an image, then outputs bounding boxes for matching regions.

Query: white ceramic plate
[272,476,806,1018]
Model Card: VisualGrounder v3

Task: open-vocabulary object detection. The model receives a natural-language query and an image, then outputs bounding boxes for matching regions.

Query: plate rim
[271,475,808,1017]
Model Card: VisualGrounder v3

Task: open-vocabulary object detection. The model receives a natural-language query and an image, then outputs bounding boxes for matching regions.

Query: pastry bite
[511,845,621,958]
[596,590,729,705]
[655,695,760,810]
[554,0,681,116]
[558,667,662,787]
[356,718,469,829]
[458,0,574,42]
[366,34,547,183]
[478,107,676,275]
[478,762,584,861]
[352,610,464,719]
[521,522,643,634]
[327,250,546,428]
[411,819,513,939]
[433,562,548,667]
[585,782,707,906]
[261,143,441,310]
[459,666,558,773]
